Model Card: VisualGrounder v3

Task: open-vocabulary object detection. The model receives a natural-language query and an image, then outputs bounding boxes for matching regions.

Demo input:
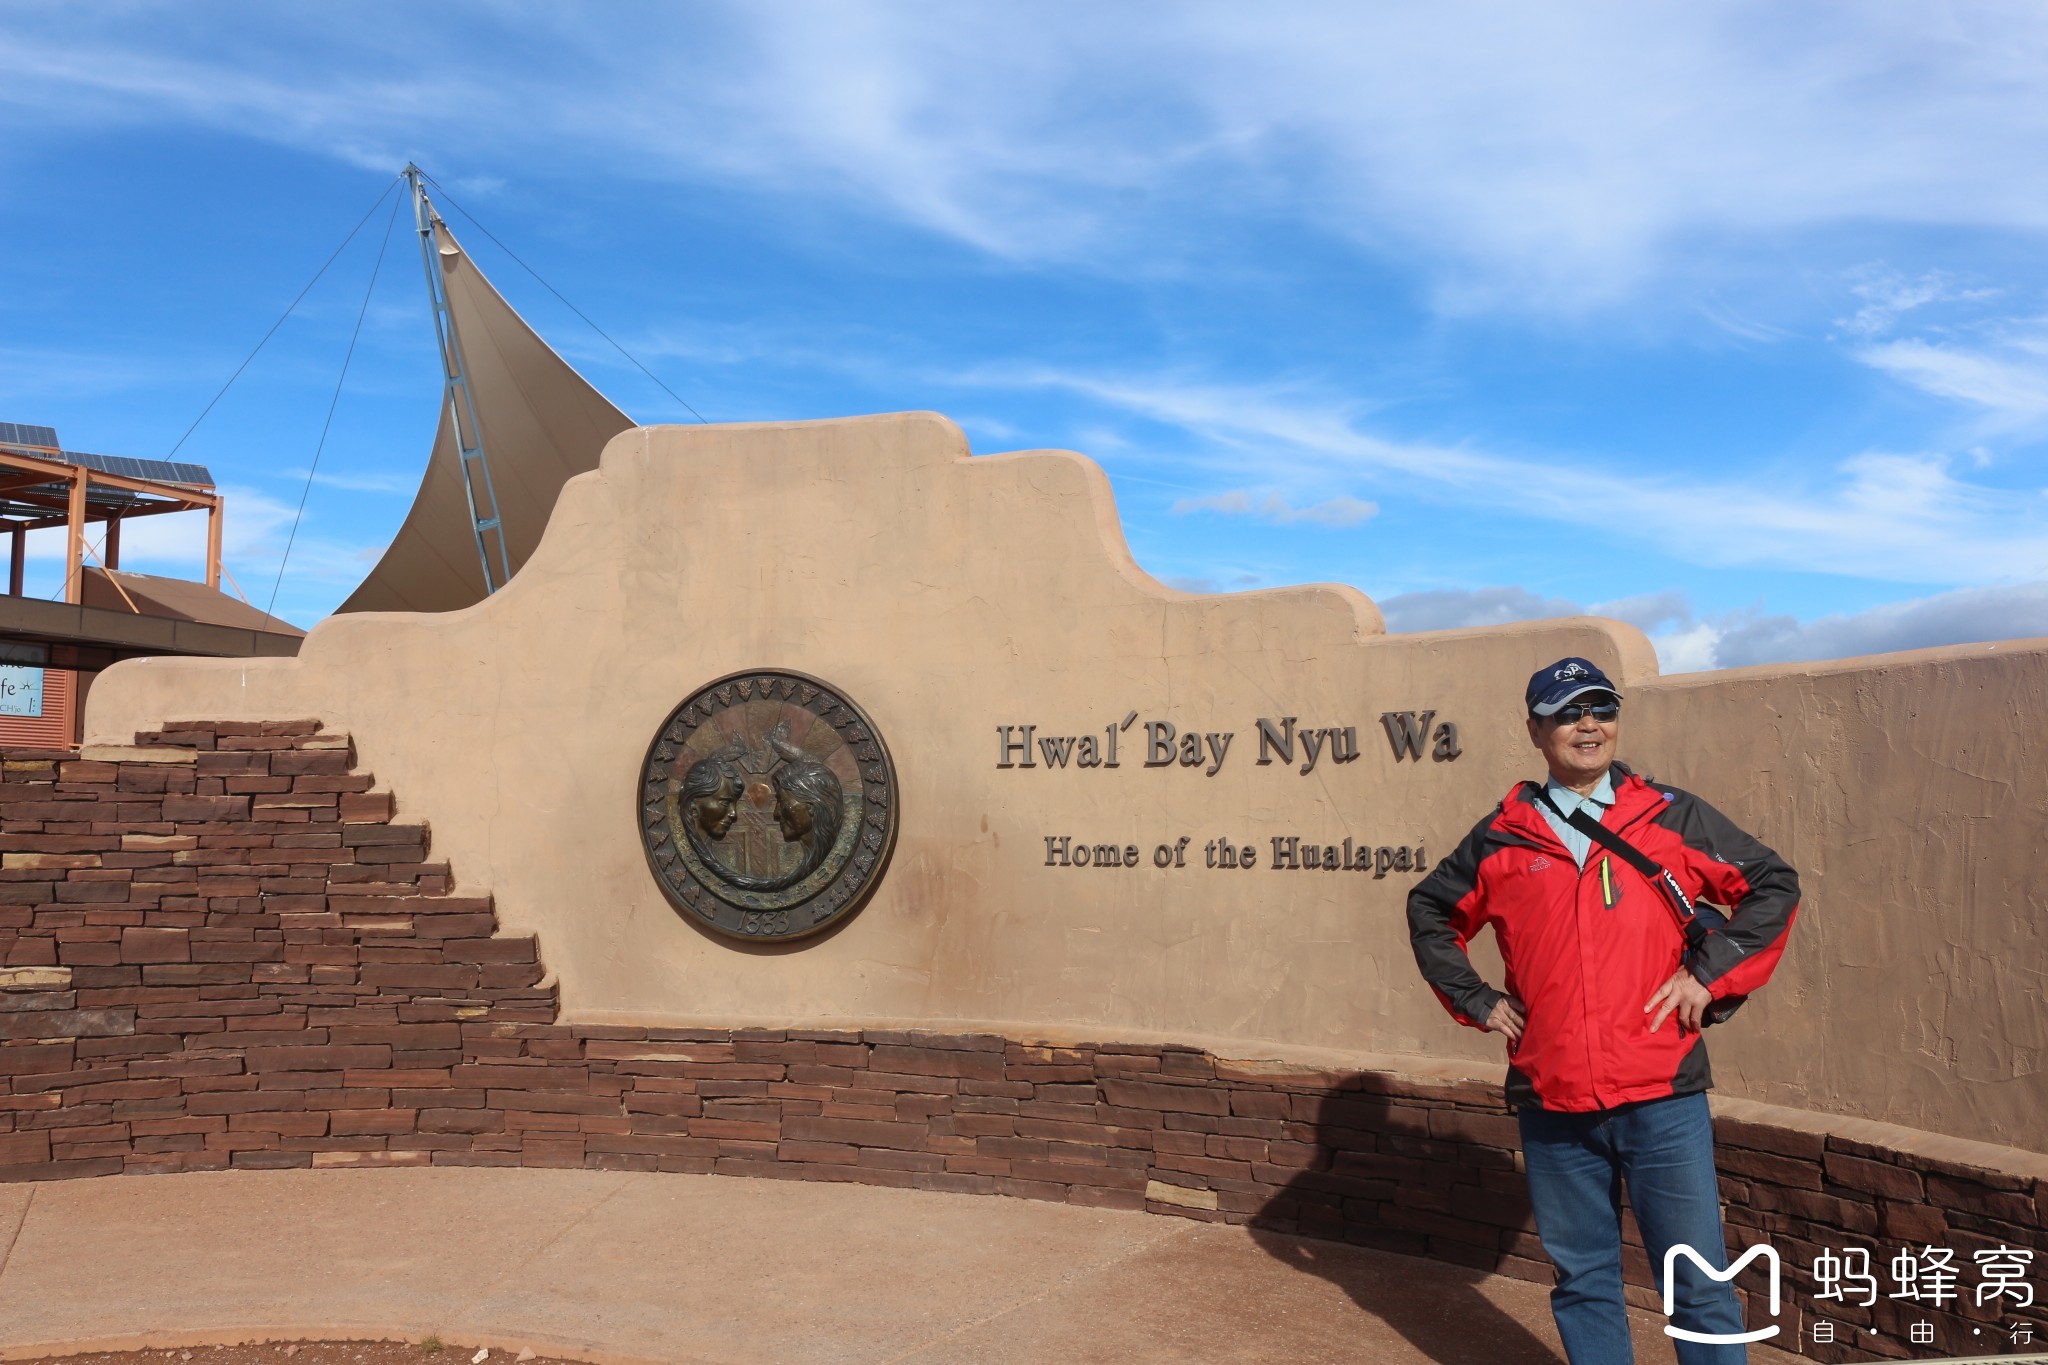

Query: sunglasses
[1548,701,1620,725]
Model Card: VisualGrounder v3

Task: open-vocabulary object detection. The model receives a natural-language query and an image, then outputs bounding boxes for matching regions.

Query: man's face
[693,796,738,840]
[1525,694,1619,787]
[776,789,814,842]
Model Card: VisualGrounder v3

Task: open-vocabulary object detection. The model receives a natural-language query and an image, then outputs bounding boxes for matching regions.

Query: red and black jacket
[1407,765,1799,1112]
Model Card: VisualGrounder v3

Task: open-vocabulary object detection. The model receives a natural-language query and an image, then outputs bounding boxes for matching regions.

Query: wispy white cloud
[979,366,2048,585]
[1171,488,1377,527]
[1858,335,2048,424]
[16,483,384,623]
[1380,579,2048,672]
[1835,267,1998,339]
[1708,581,2048,667]
[1380,586,1582,632]
[10,4,2048,307]
[274,467,419,495]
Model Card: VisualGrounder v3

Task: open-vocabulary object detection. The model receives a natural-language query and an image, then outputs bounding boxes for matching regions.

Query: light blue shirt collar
[1538,770,1615,869]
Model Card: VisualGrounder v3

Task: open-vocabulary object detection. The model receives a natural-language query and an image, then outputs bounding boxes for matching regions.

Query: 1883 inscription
[639,671,898,943]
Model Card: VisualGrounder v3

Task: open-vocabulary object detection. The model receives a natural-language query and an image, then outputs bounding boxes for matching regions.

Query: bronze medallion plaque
[639,670,898,943]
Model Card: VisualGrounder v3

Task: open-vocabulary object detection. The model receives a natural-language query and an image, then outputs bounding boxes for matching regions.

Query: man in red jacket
[1407,656,1799,1364]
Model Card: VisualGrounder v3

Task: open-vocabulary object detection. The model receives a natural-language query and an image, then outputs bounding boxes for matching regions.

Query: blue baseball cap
[1526,657,1622,716]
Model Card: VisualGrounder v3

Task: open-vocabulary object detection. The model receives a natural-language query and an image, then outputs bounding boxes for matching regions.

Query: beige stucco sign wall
[86,414,2048,1150]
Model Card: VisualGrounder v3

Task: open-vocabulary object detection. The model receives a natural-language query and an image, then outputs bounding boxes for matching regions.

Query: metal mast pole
[404,164,511,595]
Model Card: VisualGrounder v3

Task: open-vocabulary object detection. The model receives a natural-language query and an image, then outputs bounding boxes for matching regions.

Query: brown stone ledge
[1,724,2041,1363]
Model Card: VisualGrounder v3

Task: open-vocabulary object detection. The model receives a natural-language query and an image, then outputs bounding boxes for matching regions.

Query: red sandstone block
[163,796,249,822]
[326,1109,416,1137]
[1098,1077,1230,1117]
[778,1140,859,1165]
[1877,1198,1947,1242]
[702,1099,782,1123]
[55,885,132,908]
[1314,1094,1429,1136]
[194,751,269,775]
[419,1108,504,1134]
[230,1150,311,1170]
[1208,1135,1270,1163]
[1010,1065,1094,1085]
[1014,1117,1111,1146]
[0,1131,52,1164]
[1450,1184,1536,1230]
[867,1045,1004,1082]
[913,1171,998,1198]
[995,1176,1076,1203]
[858,1147,946,1173]
[440,938,536,964]
[272,751,350,776]
[359,964,476,989]
[336,793,391,823]
[228,1111,328,1137]
[1093,1105,1165,1133]
[331,1024,461,1049]
[141,964,246,986]
[1427,1109,1519,1148]
[687,1117,781,1140]
[453,1064,588,1091]
[952,1113,1015,1138]
[1155,1152,1252,1183]
[0,1156,124,1181]
[783,1115,929,1150]
[518,1140,587,1169]
[190,940,283,964]
[1924,1173,2039,1224]
[0,1007,135,1041]
[342,823,427,849]
[1717,1146,1823,1190]
[243,1044,390,1073]
[490,1090,617,1117]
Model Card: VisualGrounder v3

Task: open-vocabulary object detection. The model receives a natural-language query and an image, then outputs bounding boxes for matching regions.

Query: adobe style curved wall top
[84,413,2048,1151]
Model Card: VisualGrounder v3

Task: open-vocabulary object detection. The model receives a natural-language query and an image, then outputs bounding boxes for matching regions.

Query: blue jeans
[1518,1091,1749,1365]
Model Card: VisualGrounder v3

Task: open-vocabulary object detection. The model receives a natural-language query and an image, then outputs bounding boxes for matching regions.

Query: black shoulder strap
[1533,785,1704,947]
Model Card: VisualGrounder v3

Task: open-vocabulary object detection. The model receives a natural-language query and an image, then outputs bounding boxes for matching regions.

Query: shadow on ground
[1249,1224,1565,1364]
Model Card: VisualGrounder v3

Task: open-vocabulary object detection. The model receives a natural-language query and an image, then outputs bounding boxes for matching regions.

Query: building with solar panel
[0,422,301,746]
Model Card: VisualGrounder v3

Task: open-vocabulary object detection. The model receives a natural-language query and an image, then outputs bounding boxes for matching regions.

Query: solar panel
[59,451,214,489]
[0,423,59,449]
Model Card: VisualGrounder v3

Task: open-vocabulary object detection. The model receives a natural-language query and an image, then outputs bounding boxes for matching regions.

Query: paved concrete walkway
[0,1170,1799,1364]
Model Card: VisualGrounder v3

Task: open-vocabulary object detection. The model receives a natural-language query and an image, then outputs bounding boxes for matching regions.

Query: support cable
[164,175,402,461]
[266,191,404,619]
[420,173,710,424]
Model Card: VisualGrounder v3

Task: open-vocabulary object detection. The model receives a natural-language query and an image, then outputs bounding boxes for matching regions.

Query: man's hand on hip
[1646,969,1714,1034]
[1485,995,1527,1048]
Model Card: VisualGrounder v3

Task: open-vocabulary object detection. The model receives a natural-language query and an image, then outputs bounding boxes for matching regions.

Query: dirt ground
[14,1344,594,1365]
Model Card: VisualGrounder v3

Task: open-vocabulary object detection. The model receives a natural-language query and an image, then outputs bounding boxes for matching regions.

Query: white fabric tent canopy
[338,220,634,614]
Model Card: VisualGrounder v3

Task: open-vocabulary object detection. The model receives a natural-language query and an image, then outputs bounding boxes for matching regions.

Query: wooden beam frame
[0,450,222,600]
[64,468,86,604]
[0,449,216,507]
[9,501,210,534]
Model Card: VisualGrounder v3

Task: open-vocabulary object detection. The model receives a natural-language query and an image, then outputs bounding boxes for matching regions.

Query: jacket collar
[1494,762,1661,852]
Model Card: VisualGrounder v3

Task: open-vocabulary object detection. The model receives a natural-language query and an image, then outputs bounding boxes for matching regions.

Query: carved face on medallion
[640,671,897,943]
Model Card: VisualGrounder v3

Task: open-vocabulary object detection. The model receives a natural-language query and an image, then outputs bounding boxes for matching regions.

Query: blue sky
[4,2,2048,670]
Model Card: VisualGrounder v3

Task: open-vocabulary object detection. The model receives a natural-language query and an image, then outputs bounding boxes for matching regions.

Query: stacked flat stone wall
[0,725,2040,1362]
